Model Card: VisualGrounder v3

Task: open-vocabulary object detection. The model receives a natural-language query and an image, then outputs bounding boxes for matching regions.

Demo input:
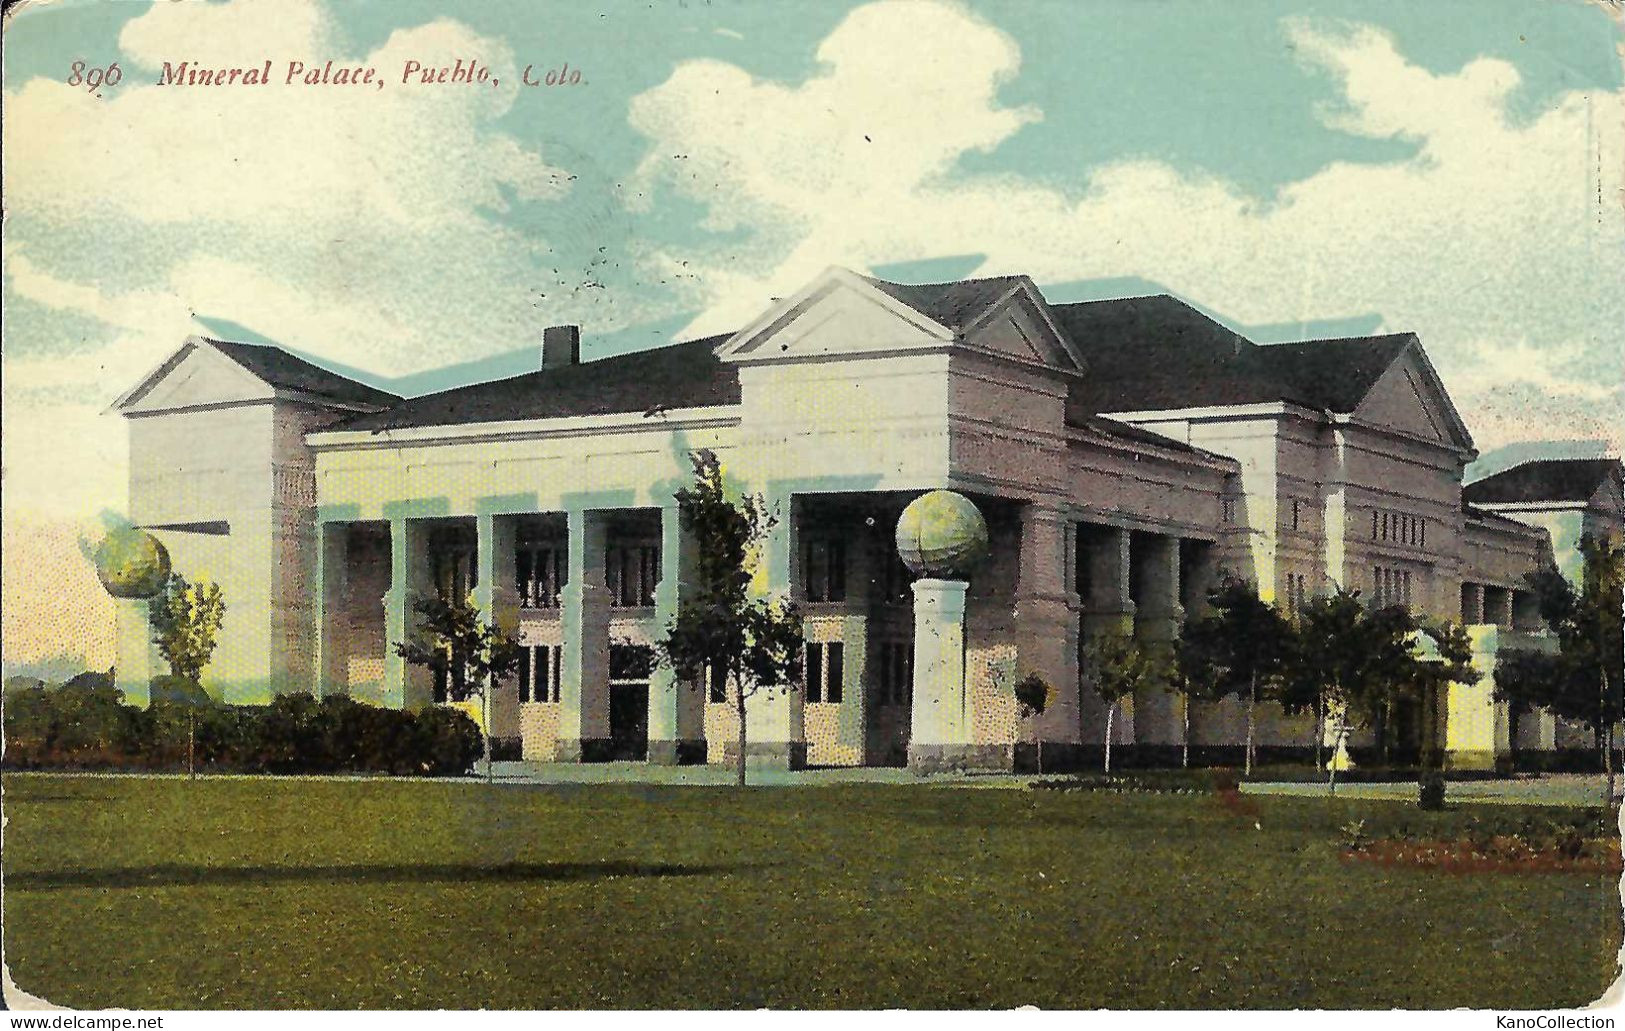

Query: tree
[1287,588,1416,794]
[1013,672,1051,772]
[1082,632,1172,774]
[1497,535,1624,802]
[1172,616,1227,769]
[150,574,225,686]
[1201,578,1293,777]
[150,574,225,779]
[653,450,803,787]
[393,592,521,781]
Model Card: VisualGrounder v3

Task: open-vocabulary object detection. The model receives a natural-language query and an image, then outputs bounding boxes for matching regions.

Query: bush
[1,676,485,777]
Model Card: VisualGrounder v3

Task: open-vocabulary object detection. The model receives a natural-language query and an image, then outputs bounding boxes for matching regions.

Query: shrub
[413,706,484,776]
[1,674,484,777]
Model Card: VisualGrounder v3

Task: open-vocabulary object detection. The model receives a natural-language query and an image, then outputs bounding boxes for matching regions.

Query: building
[110,267,1621,771]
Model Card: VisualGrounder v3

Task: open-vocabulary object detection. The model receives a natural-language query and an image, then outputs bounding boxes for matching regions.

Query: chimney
[542,325,581,369]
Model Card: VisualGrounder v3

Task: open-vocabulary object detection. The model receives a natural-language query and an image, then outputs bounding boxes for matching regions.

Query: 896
[67,61,122,97]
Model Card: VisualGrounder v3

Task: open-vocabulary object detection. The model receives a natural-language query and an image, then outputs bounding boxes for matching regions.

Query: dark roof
[336,335,739,433]
[1463,504,1544,534]
[210,340,399,408]
[862,275,1027,330]
[1054,295,1411,417]
[1463,458,1623,506]
[1254,334,1415,413]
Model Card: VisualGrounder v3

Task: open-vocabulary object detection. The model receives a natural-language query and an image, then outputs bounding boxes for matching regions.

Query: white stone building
[111,267,1620,770]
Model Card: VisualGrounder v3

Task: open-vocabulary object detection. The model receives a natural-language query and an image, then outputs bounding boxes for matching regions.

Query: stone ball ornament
[95,528,171,599]
[895,490,989,579]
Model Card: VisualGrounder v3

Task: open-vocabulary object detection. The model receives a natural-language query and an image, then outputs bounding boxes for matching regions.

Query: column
[314,522,349,698]
[383,518,433,709]
[1081,525,1136,745]
[114,599,159,707]
[1460,582,1485,625]
[475,514,521,750]
[907,578,973,773]
[649,504,705,764]
[1014,504,1081,770]
[743,494,804,768]
[558,508,611,761]
[1132,534,1183,746]
[1445,626,1514,771]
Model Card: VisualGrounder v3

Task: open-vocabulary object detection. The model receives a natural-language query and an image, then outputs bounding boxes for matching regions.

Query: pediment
[717,267,1083,375]
[1353,344,1473,450]
[115,339,274,414]
[717,270,951,363]
[961,289,1084,373]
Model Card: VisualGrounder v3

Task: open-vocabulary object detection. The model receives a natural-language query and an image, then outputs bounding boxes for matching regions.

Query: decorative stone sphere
[895,490,989,578]
[94,528,171,599]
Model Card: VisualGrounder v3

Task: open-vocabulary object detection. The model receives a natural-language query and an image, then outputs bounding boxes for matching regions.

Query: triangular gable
[716,267,951,363]
[959,281,1085,373]
[1353,341,1474,451]
[717,267,1083,374]
[112,337,275,415]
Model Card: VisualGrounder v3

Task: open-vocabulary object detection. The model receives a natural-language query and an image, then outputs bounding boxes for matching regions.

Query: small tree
[1202,578,1293,777]
[1082,633,1172,774]
[1498,535,1624,802]
[1013,672,1051,772]
[150,574,225,778]
[654,450,802,787]
[393,593,521,780]
[1289,589,1416,794]
[1173,616,1227,769]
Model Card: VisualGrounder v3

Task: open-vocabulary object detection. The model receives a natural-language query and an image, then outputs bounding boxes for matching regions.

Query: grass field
[2,774,1618,1009]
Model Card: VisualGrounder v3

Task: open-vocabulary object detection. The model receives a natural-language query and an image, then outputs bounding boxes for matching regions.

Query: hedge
[2,680,483,777]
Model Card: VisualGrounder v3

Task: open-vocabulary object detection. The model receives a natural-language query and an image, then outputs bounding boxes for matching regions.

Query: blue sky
[2,0,1621,670]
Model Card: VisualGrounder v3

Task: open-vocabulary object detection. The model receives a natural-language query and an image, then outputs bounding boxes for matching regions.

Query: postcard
[2,0,1621,1018]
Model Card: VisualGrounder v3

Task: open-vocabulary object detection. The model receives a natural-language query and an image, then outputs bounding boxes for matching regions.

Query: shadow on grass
[7,860,764,892]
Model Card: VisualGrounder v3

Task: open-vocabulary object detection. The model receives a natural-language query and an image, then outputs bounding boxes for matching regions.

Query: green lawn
[2,774,1617,1009]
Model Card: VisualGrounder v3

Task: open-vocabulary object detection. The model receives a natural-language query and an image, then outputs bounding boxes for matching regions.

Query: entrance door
[609,683,649,761]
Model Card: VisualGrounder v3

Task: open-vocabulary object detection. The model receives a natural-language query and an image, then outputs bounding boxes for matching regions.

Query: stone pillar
[475,514,521,748]
[383,518,433,709]
[1484,586,1513,630]
[1014,504,1081,769]
[115,599,159,707]
[1132,534,1183,747]
[1513,707,1558,754]
[559,508,611,761]
[1460,582,1485,625]
[907,578,980,772]
[1445,625,1516,771]
[314,522,349,698]
[1081,525,1136,745]
[743,494,804,768]
[649,504,705,764]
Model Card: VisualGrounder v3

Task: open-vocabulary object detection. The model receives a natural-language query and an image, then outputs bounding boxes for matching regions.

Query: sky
[2,0,1622,678]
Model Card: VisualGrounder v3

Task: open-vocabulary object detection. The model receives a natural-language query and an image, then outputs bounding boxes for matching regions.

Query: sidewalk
[1240,773,1617,807]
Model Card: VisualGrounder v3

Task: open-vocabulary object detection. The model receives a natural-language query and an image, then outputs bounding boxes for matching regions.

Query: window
[609,643,654,681]
[878,641,913,706]
[804,641,844,703]
[803,539,847,602]
[1371,566,1414,608]
[606,545,659,608]
[1370,509,1425,549]
[430,529,477,602]
[518,644,562,703]
[1222,498,1237,524]
[516,545,565,608]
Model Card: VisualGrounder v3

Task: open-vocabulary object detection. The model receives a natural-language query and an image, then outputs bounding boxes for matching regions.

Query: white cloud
[628,3,1624,454]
